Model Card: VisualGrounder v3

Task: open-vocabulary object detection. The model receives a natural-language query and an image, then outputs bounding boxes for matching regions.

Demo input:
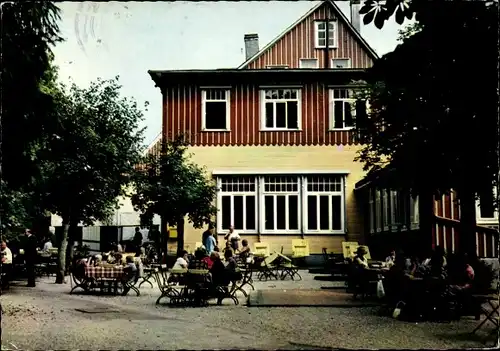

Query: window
[261,89,301,130]
[266,65,289,69]
[477,187,498,222]
[314,21,336,48]
[409,195,419,229]
[329,88,367,130]
[299,58,319,69]
[202,88,230,131]
[332,58,351,69]
[390,190,399,230]
[382,189,390,231]
[375,189,381,232]
[368,189,375,234]
[305,176,344,233]
[262,176,300,232]
[216,174,346,234]
[217,176,257,233]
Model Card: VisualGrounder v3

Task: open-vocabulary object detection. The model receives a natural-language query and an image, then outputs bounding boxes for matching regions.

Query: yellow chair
[342,241,359,258]
[291,239,310,258]
[253,242,270,257]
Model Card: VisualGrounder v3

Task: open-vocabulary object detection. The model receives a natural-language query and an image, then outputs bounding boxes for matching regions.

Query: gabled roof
[237,0,379,69]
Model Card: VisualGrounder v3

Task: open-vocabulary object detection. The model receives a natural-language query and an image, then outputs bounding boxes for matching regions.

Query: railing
[434,215,499,258]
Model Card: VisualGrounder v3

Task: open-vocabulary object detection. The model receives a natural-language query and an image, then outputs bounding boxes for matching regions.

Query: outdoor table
[472,293,499,336]
[85,266,124,294]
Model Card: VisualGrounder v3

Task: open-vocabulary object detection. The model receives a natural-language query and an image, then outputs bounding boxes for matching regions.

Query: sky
[52,1,413,147]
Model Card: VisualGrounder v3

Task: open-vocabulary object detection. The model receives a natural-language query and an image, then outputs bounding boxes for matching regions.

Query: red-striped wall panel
[162,83,357,146]
[246,2,373,69]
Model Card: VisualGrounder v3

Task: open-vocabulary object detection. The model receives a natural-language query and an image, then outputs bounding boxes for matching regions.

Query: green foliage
[131,135,217,232]
[397,22,422,42]
[1,2,62,189]
[40,76,147,225]
[354,2,498,207]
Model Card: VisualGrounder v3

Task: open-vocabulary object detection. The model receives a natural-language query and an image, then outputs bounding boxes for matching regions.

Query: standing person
[202,225,217,255]
[224,225,241,251]
[133,227,143,251]
[24,229,38,287]
[1,240,13,288]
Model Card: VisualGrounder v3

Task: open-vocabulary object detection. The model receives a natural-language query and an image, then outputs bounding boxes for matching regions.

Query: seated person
[122,256,138,295]
[385,249,396,268]
[43,238,53,252]
[224,249,242,282]
[238,239,251,262]
[205,252,216,270]
[210,252,230,288]
[353,246,369,269]
[189,247,209,270]
[172,250,189,270]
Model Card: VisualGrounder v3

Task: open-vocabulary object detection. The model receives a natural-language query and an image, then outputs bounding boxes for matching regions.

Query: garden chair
[276,251,301,281]
[154,265,187,305]
[253,242,270,257]
[342,241,359,259]
[257,253,279,281]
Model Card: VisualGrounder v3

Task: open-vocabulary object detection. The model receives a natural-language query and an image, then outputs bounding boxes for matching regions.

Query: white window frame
[329,88,361,131]
[390,190,399,231]
[382,189,390,231]
[375,189,382,232]
[368,189,375,234]
[331,58,351,69]
[410,195,420,230]
[201,88,231,131]
[303,175,345,234]
[299,58,319,69]
[260,88,302,131]
[216,176,258,234]
[260,176,301,234]
[314,21,337,49]
[266,65,289,69]
[476,186,499,223]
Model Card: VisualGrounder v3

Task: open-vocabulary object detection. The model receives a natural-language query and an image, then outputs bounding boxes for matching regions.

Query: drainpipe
[325,19,330,68]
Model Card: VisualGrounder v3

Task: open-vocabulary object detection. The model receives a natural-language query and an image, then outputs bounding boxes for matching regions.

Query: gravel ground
[1,273,496,350]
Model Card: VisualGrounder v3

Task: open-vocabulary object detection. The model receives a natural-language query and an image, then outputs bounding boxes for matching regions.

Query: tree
[131,136,217,255]
[40,77,146,283]
[355,2,498,253]
[1,2,62,190]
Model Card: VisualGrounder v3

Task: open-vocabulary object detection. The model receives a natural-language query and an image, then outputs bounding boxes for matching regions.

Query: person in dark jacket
[24,229,38,287]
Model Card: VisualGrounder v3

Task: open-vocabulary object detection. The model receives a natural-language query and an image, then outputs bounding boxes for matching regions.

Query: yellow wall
[182,145,367,254]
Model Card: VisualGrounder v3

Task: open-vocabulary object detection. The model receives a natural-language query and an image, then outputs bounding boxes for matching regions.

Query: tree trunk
[65,222,78,274]
[176,217,185,255]
[457,186,477,255]
[55,216,70,284]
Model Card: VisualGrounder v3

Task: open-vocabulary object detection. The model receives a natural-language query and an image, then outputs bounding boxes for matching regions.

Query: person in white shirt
[172,250,189,270]
[1,240,13,288]
[43,239,53,252]
[385,250,396,267]
[224,225,241,251]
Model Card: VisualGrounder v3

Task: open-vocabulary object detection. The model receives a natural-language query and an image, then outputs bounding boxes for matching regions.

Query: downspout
[324,18,330,68]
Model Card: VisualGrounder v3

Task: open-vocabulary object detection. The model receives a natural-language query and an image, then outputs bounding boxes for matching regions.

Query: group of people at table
[350,244,490,320]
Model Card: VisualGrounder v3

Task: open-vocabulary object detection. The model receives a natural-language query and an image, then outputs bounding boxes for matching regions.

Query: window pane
[331,195,342,230]
[265,102,274,128]
[344,101,353,127]
[334,101,344,128]
[276,196,286,230]
[205,101,227,129]
[307,196,317,230]
[286,101,298,129]
[265,196,274,230]
[233,196,244,230]
[480,190,495,218]
[276,102,287,128]
[318,22,325,30]
[318,38,326,47]
[318,31,326,39]
[288,195,298,230]
[355,100,367,129]
[319,196,329,230]
[245,196,256,230]
[221,196,231,230]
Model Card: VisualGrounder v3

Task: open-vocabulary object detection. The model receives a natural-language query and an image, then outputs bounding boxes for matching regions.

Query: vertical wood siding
[162,83,357,146]
[246,3,373,69]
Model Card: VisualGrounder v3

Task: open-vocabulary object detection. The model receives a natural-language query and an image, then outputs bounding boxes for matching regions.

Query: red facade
[162,83,359,147]
[244,2,374,69]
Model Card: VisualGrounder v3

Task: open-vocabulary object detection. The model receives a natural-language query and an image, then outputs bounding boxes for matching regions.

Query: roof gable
[238,0,379,69]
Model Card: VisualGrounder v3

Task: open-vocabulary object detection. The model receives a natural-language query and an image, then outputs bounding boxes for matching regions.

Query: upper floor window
[332,58,351,69]
[201,88,230,131]
[261,88,301,130]
[329,88,368,130]
[299,58,319,69]
[314,21,336,49]
[477,187,498,222]
[266,65,289,69]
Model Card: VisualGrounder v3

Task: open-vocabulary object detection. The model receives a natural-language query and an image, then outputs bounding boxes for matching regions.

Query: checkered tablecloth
[85,266,124,279]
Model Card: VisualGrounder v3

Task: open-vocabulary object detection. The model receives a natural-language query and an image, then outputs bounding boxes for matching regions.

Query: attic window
[266,65,289,69]
[314,21,337,49]
[299,59,319,69]
[332,58,351,69]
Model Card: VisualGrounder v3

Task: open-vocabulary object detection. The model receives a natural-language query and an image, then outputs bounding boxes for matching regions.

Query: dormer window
[314,21,336,49]
[266,65,289,69]
[332,58,351,69]
[299,58,319,69]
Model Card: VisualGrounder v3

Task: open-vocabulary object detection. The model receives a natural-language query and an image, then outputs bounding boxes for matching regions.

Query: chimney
[244,34,259,60]
[350,0,361,33]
